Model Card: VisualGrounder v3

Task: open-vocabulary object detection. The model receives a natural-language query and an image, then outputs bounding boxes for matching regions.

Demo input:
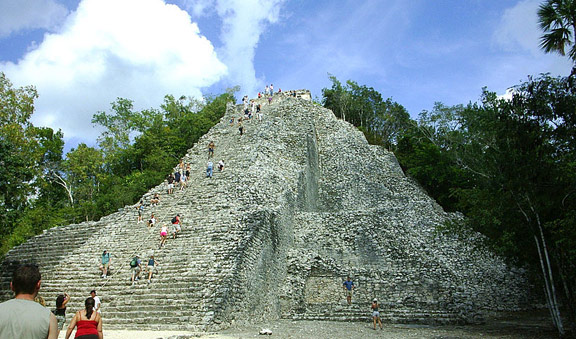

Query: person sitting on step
[150,193,160,206]
[147,213,156,229]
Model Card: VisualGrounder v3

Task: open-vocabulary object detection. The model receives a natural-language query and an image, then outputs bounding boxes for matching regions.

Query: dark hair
[56,294,65,308]
[85,297,95,319]
[90,290,96,295]
[11,264,41,295]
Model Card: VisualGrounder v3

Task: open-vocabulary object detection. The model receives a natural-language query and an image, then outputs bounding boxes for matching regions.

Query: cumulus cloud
[1,0,227,142]
[489,0,572,99]
[0,0,69,38]
[493,0,542,55]
[184,0,286,95]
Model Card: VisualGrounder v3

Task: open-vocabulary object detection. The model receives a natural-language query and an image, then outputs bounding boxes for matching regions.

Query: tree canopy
[322,73,576,335]
[0,71,235,255]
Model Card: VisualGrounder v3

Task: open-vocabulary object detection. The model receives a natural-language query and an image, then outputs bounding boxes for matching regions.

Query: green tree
[414,76,576,335]
[538,0,576,72]
[322,75,411,150]
[0,72,39,218]
[0,73,70,253]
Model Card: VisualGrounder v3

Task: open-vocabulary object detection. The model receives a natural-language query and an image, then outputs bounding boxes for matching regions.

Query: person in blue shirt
[99,250,111,278]
[343,276,355,305]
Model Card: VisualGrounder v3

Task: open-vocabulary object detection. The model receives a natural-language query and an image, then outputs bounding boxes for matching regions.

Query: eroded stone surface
[0,91,531,330]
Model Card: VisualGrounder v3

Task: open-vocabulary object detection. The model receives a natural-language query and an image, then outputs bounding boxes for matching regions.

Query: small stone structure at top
[0,90,531,330]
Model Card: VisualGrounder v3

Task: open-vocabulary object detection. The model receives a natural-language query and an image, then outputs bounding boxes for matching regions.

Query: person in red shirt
[65,297,102,339]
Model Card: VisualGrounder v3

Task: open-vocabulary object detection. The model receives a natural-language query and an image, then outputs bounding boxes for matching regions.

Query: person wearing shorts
[137,201,144,223]
[146,255,158,284]
[159,225,168,248]
[371,298,383,330]
[147,213,156,229]
[99,250,111,278]
[172,214,181,239]
[53,293,69,335]
[208,141,215,158]
[130,256,141,286]
[343,276,354,305]
[167,174,174,194]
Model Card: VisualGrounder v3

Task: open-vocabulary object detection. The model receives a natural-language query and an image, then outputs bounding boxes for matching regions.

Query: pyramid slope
[0,93,531,329]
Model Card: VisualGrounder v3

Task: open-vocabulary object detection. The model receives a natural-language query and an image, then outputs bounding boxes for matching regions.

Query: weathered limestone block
[0,92,531,329]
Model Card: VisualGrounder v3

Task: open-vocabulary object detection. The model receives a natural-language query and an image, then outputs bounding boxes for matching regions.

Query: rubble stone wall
[1,93,533,329]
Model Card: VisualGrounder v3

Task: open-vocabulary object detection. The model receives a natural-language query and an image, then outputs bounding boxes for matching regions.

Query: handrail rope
[95,98,255,289]
[96,179,186,288]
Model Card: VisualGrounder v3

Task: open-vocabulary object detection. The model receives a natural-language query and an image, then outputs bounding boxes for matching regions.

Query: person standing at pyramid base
[343,276,355,305]
[0,264,58,339]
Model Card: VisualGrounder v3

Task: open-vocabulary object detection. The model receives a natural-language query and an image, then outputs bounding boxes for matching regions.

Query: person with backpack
[129,256,141,286]
[145,255,158,284]
[171,214,181,239]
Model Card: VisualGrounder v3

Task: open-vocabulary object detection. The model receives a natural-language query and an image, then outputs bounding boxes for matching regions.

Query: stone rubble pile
[0,91,531,330]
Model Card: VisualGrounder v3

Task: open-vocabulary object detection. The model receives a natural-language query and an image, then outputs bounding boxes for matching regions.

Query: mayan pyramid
[0,91,531,330]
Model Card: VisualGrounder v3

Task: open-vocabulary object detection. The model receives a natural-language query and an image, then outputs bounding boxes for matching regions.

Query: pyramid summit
[0,91,530,330]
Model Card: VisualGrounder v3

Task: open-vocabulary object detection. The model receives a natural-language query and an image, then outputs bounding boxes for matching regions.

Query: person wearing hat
[371,298,383,330]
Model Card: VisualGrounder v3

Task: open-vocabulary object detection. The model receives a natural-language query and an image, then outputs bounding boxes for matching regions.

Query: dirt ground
[80,311,563,339]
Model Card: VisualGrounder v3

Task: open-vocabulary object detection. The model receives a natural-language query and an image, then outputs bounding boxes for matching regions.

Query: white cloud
[488,0,572,99]
[493,0,542,55]
[184,0,286,95]
[1,0,227,142]
[184,0,216,17]
[0,0,69,38]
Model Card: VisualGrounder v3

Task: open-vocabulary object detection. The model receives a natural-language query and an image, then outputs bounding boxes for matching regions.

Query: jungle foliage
[0,71,234,255]
[322,73,576,334]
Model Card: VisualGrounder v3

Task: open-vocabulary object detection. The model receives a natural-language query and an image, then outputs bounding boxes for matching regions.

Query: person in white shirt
[90,290,101,313]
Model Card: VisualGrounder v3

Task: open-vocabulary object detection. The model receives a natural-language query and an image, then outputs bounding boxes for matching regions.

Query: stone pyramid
[0,91,531,330]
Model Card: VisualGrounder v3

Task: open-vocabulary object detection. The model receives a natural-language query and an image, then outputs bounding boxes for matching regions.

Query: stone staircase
[0,91,532,330]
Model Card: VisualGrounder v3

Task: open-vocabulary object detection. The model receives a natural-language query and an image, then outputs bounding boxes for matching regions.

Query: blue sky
[0,0,572,149]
